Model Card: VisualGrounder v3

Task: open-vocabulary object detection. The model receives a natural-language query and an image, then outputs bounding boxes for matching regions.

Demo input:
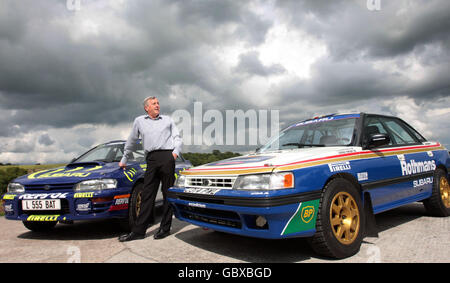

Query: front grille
[24,183,76,191]
[176,204,242,229]
[186,176,237,189]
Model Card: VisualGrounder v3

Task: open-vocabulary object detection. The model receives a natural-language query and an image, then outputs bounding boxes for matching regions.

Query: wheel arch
[436,164,448,175]
[323,172,375,212]
[324,172,361,195]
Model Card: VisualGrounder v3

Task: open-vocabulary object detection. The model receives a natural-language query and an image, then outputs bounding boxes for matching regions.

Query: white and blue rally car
[168,113,450,258]
[3,140,192,232]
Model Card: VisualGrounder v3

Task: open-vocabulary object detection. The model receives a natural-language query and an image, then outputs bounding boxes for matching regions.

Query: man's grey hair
[143,96,157,107]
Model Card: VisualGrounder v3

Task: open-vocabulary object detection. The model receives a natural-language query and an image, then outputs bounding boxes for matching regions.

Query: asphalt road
[0,202,448,263]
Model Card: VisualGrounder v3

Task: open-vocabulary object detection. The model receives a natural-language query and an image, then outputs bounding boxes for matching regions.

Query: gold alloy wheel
[135,192,142,216]
[440,176,450,208]
[330,191,360,245]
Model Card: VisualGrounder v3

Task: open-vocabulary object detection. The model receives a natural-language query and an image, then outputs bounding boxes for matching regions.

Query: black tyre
[308,178,365,259]
[118,181,158,231]
[423,169,450,217]
[118,182,144,231]
[22,221,57,232]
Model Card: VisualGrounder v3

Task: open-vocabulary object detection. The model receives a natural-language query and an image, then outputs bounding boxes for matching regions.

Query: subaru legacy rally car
[3,140,192,232]
[168,113,450,259]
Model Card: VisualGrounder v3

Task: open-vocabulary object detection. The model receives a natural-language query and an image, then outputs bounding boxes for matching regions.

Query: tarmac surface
[0,202,448,263]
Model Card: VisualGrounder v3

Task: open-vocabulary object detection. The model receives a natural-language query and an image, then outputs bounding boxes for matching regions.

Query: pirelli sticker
[26,215,61,222]
[74,192,94,198]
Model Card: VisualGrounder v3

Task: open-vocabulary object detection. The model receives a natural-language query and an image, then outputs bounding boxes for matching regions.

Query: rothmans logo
[400,159,436,176]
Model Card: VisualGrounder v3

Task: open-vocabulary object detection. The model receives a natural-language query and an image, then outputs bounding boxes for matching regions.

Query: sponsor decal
[288,114,360,129]
[328,161,351,172]
[124,168,137,182]
[28,168,93,179]
[184,188,221,195]
[4,204,13,213]
[2,194,16,200]
[188,202,206,208]
[281,199,320,236]
[76,202,91,212]
[413,177,433,188]
[291,117,335,128]
[400,159,436,176]
[109,194,130,211]
[19,193,68,200]
[26,215,60,222]
[357,172,369,181]
[300,206,315,223]
[114,198,129,205]
[74,192,94,198]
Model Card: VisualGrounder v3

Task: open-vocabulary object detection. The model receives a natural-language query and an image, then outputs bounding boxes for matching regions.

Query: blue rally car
[168,113,450,258]
[2,140,192,232]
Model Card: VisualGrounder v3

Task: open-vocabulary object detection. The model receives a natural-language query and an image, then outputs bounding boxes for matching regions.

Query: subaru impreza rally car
[168,113,450,258]
[2,140,192,232]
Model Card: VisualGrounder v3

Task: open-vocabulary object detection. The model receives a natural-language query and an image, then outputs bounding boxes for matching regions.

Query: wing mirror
[366,133,391,149]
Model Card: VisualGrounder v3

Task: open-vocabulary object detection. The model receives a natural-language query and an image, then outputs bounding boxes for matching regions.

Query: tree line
[182,150,241,166]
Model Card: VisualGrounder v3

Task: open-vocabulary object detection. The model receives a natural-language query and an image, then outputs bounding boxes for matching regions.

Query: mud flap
[364,193,379,237]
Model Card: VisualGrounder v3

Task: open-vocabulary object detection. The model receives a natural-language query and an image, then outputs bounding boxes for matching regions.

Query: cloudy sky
[0,0,449,164]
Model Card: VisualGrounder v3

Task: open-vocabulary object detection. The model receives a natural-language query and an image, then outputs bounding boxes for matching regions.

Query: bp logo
[282,199,319,236]
[301,206,315,223]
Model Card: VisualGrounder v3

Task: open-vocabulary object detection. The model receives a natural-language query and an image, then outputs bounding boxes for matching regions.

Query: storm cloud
[0,0,449,164]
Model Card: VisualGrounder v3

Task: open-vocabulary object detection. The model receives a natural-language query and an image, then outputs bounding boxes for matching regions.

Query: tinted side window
[402,122,427,142]
[380,118,417,145]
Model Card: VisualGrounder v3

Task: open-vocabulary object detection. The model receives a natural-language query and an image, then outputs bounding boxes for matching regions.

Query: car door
[380,117,434,199]
[358,115,427,213]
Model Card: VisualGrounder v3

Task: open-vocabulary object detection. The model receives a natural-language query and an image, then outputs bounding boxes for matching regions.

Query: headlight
[233,172,294,190]
[74,179,117,191]
[175,174,186,187]
[7,183,25,193]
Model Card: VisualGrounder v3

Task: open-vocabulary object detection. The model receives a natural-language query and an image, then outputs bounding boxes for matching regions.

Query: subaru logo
[202,179,211,187]
[44,185,51,191]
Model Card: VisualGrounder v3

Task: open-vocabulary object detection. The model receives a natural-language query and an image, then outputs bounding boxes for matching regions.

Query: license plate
[184,188,221,195]
[22,199,61,211]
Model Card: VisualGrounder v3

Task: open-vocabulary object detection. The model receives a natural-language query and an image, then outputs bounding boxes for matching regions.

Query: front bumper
[2,188,131,222]
[168,188,321,239]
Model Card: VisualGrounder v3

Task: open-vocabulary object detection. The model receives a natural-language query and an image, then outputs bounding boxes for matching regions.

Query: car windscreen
[259,117,357,153]
[75,143,145,163]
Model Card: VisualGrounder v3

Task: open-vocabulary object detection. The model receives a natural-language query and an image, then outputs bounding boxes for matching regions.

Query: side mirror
[366,133,390,149]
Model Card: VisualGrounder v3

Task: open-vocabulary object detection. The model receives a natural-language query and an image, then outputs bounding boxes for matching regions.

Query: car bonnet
[13,162,122,186]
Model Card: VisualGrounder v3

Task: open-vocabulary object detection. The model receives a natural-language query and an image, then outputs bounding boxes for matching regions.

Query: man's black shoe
[118,232,145,242]
[153,229,170,240]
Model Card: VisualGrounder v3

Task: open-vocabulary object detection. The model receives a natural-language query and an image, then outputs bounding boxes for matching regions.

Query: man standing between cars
[118,96,182,242]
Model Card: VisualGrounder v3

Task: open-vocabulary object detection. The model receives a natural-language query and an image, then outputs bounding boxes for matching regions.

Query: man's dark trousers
[132,150,175,235]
